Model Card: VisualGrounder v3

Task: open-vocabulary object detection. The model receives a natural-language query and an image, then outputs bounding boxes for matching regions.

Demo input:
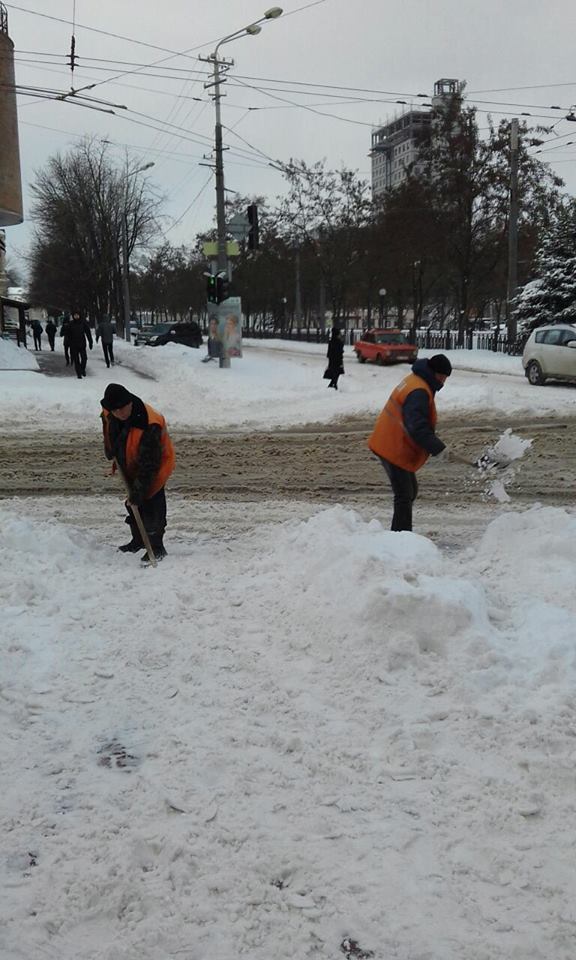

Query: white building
[371,79,464,197]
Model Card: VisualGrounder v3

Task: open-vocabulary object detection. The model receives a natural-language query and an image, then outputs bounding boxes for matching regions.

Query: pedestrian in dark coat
[324,328,345,389]
[368,355,452,532]
[68,312,93,379]
[45,319,57,351]
[96,316,115,368]
[32,319,43,350]
[60,315,71,365]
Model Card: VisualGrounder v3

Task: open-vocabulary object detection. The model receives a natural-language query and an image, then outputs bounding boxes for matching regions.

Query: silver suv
[522,324,576,385]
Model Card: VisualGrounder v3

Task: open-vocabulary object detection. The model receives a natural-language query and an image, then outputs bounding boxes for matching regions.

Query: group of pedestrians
[26,312,116,379]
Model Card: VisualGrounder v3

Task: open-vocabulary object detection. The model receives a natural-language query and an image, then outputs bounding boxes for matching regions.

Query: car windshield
[374,333,408,344]
[148,324,173,335]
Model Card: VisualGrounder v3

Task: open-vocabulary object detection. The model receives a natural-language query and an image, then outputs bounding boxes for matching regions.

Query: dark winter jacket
[103,395,163,505]
[45,321,57,338]
[402,359,446,456]
[68,317,93,351]
[32,320,43,335]
[60,319,71,344]
[325,336,344,377]
[96,319,114,344]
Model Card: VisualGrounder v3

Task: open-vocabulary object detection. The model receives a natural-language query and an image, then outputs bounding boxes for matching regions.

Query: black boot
[118,539,143,553]
[141,535,167,563]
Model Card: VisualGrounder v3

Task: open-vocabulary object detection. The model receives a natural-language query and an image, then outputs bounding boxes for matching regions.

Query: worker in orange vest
[101,383,175,561]
[368,355,452,532]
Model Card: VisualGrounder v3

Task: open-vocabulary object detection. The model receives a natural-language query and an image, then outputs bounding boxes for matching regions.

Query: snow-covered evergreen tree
[513,204,576,332]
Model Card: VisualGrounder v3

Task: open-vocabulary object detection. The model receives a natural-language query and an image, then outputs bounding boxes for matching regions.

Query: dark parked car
[134,323,173,345]
[149,322,203,349]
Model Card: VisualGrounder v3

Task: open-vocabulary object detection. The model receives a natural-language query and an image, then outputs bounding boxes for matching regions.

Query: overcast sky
[5,0,576,266]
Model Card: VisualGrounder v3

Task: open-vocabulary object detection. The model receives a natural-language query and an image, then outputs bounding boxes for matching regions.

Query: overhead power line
[4,2,207,61]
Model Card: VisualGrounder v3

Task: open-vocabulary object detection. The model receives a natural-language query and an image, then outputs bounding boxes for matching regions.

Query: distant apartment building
[371,79,463,197]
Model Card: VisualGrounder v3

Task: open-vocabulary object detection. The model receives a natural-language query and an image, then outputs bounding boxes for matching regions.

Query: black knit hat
[101,383,133,411]
[428,354,452,376]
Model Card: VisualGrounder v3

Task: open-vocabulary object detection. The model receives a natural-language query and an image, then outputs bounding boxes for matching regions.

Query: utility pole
[121,209,131,343]
[318,276,326,331]
[507,118,519,343]
[121,161,154,344]
[200,8,283,370]
[209,51,231,368]
[294,245,302,328]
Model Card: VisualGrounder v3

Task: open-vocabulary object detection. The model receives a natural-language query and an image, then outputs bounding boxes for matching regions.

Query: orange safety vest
[103,403,175,497]
[368,373,437,472]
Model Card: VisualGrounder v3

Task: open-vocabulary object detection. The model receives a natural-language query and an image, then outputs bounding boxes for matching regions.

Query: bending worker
[368,354,452,532]
[100,383,175,562]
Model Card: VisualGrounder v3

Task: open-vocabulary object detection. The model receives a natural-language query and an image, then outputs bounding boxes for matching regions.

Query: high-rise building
[0,2,23,226]
[371,79,463,197]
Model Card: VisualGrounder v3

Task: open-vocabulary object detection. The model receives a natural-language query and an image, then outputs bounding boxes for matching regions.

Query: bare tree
[28,139,160,323]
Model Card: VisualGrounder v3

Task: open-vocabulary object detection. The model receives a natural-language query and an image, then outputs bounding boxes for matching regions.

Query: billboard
[218,297,242,358]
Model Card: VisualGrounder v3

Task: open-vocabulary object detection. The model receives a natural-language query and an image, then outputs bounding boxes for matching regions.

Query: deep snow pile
[0,337,38,370]
[1,501,576,960]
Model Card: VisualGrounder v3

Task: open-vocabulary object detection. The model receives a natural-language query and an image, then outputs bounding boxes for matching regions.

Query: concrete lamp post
[378,288,387,325]
[201,7,283,368]
[122,161,155,343]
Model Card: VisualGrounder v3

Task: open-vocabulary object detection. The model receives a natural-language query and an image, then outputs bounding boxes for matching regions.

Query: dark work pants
[33,334,42,350]
[48,334,55,351]
[126,487,167,545]
[64,342,70,364]
[102,342,114,367]
[72,347,87,378]
[379,457,418,532]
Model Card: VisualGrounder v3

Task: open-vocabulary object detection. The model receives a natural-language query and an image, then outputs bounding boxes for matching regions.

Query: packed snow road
[1,414,574,510]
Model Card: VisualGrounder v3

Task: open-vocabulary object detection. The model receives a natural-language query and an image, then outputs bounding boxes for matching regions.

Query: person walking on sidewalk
[324,327,345,390]
[368,354,452,532]
[32,319,43,350]
[100,383,175,562]
[68,311,93,379]
[60,314,71,365]
[96,315,115,368]
[45,319,57,351]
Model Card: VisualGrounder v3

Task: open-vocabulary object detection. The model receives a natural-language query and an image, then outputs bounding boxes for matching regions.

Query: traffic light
[206,274,218,303]
[216,274,229,303]
[206,272,230,304]
[247,204,259,250]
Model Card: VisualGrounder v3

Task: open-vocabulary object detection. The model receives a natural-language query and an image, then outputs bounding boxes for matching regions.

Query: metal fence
[241,326,526,354]
[242,327,336,345]
[416,330,525,355]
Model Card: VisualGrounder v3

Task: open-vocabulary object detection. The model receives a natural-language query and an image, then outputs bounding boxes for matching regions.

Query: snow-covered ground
[2,337,576,959]
[2,335,576,434]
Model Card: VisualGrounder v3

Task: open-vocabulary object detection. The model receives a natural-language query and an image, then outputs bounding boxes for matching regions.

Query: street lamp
[378,287,387,324]
[201,7,283,368]
[122,161,155,344]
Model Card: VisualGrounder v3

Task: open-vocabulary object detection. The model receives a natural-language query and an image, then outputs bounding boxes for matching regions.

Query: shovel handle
[114,461,158,567]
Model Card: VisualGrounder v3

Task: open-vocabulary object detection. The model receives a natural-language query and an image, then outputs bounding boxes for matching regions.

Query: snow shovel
[442,450,508,470]
[114,460,158,568]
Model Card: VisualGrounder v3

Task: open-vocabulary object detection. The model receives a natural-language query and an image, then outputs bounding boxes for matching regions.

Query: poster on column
[218,297,242,358]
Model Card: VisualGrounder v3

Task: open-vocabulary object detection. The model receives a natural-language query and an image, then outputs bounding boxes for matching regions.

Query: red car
[353,328,418,365]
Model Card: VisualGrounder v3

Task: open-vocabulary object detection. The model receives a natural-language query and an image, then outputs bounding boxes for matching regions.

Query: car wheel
[356,353,366,363]
[376,353,384,366]
[527,360,545,385]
